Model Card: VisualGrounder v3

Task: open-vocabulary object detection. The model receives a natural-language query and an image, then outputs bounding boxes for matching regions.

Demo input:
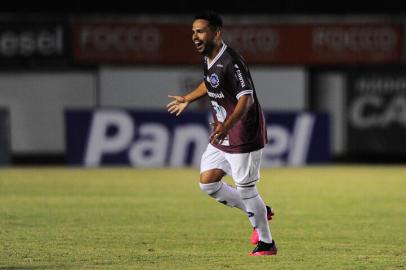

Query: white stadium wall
[0,67,306,154]
[251,67,306,110]
[312,72,347,156]
[99,66,307,111]
[0,72,96,153]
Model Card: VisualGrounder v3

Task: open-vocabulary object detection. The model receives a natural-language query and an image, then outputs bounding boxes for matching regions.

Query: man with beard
[167,11,277,256]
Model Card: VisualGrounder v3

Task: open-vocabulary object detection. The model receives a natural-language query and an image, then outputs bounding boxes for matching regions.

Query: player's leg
[236,184,272,243]
[250,205,274,245]
[226,149,277,255]
[199,144,247,211]
[238,184,277,255]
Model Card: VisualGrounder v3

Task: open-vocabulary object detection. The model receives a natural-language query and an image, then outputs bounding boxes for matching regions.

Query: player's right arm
[167,81,207,116]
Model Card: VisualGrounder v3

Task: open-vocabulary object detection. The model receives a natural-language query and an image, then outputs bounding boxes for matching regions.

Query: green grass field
[1,166,406,269]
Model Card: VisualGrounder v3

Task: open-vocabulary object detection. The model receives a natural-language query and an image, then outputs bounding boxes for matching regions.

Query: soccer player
[166,11,277,256]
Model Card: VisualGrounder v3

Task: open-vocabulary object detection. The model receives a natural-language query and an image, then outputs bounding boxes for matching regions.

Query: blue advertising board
[65,109,329,167]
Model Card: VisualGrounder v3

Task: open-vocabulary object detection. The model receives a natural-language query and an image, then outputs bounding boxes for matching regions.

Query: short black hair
[194,11,223,29]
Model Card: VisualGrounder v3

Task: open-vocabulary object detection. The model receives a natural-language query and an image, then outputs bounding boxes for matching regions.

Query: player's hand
[167,95,190,116]
[210,122,228,145]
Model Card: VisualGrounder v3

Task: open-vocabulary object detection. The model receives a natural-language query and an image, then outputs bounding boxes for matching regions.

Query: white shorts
[200,143,262,187]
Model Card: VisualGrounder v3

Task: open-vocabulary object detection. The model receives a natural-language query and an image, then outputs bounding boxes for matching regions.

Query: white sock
[199,182,247,212]
[238,185,273,243]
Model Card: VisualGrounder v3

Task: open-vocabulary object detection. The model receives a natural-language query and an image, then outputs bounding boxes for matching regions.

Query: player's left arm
[210,94,252,144]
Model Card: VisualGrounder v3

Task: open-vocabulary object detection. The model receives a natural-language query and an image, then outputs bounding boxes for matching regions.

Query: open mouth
[194,41,203,50]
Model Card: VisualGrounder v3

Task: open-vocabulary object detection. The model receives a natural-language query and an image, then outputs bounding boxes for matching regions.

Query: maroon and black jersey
[203,43,267,153]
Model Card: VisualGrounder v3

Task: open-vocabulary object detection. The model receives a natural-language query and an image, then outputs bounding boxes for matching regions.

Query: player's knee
[200,169,225,184]
[237,185,258,200]
[199,181,222,196]
[199,177,214,184]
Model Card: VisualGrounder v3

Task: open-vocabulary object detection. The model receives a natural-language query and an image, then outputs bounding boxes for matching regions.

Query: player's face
[192,19,217,55]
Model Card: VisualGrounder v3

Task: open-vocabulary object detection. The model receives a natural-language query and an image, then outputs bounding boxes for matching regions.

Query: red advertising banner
[224,24,403,65]
[72,22,200,64]
[72,22,403,65]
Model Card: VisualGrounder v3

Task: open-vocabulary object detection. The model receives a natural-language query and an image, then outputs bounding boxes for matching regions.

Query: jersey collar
[206,42,227,70]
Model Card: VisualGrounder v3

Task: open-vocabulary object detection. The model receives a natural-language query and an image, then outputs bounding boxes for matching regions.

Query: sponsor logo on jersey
[234,64,246,88]
[216,64,223,68]
[207,91,225,99]
[209,73,220,88]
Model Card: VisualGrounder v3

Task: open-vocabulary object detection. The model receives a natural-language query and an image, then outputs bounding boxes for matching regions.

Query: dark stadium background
[2,0,406,14]
[1,0,406,166]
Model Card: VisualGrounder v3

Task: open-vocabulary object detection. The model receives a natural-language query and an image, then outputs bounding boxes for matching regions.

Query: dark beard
[200,40,215,56]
